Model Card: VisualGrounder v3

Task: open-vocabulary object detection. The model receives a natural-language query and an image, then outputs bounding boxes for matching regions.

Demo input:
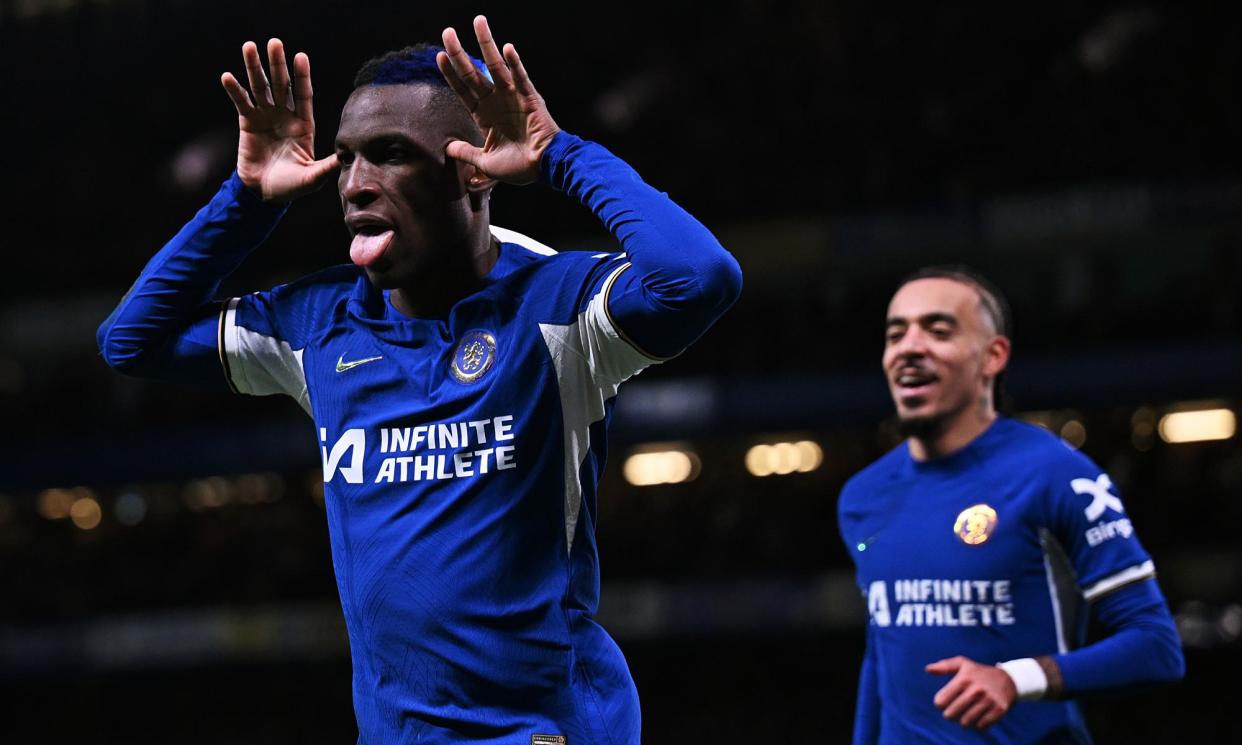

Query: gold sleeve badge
[953,504,998,546]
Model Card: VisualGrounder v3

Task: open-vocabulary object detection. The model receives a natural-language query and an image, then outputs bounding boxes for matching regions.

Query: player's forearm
[1001,581,1184,700]
[1056,580,1184,696]
[98,172,286,375]
[540,131,742,357]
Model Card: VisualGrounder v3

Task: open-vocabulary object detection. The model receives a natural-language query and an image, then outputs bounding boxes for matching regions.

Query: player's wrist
[537,129,581,188]
[997,657,1056,701]
[225,171,288,211]
[1035,655,1064,698]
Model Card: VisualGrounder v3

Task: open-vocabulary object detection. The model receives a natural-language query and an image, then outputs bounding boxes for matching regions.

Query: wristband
[998,658,1048,700]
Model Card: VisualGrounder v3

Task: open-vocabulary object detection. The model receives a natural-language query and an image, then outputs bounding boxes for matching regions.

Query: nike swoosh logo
[335,354,383,373]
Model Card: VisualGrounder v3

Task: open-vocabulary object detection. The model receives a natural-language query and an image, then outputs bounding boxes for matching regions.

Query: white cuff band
[998,658,1048,701]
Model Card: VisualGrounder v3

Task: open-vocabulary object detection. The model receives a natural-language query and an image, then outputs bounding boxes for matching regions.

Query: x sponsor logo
[1071,474,1124,521]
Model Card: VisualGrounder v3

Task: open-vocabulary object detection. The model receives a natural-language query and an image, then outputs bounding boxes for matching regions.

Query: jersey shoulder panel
[256,263,366,347]
[488,226,622,312]
[838,442,910,540]
[1000,419,1155,598]
[837,444,909,564]
[490,224,558,257]
[1001,418,1103,475]
[221,264,365,411]
[514,249,629,322]
[840,443,909,505]
[996,420,1114,511]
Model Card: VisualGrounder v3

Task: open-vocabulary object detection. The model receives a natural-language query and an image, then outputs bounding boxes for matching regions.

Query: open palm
[221,39,338,202]
[436,16,561,185]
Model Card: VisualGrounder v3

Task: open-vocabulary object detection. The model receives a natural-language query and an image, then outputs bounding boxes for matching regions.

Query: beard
[895,411,947,439]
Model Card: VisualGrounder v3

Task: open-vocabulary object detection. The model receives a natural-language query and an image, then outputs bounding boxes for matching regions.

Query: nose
[890,326,929,363]
[341,157,380,208]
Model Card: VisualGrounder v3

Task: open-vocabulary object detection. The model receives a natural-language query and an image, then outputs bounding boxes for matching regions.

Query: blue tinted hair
[353,43,491,88]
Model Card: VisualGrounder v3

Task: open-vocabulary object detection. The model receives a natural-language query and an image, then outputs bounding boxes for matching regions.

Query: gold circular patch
[451,330,497,384]
[953,503,998,546]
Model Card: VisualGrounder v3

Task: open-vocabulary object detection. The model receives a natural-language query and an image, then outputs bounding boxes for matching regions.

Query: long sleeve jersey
[98,131,742,744]
[838,417,1184,745]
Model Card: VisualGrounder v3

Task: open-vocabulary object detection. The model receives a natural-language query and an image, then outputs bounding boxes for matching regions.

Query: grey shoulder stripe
[1082,560,1157,602]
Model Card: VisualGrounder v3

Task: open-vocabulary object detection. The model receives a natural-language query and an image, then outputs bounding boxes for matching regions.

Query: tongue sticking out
[350,230,395,268]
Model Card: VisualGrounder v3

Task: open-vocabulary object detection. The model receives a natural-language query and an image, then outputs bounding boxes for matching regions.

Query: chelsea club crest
[953,503,998,546]
[451,330,497,384]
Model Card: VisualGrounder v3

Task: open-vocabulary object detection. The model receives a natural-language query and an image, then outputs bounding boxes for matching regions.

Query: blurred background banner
[2,1,1240,742]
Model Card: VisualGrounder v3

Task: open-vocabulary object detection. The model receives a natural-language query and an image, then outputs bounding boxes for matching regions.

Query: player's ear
[983,335,1011,378]
[466,172,497,193]
[464,165,496,194]
[464,165,496,210]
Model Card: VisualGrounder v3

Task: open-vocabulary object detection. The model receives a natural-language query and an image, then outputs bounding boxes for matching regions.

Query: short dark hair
[898,265,1014,410]
[351,44,490,147]
[353,43,490,89]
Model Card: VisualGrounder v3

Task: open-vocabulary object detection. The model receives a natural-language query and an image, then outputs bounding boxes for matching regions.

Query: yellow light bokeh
[746,440,823,477]
[1158,409,1236,444]
[623,450,700,486]
[70,497,102,530]
[1060,420,1087,449]
[36,488,75,520]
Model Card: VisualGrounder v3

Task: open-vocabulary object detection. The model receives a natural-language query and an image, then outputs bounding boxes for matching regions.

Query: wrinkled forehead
[888,278,994,331]
[336,84,473,147]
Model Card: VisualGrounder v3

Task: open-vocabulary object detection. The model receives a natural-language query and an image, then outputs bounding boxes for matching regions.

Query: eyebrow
[886,312,960,328]
[334,131,432,155]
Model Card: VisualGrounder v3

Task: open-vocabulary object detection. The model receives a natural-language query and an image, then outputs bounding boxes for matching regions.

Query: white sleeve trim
[219,297,311,415]
[489,225,557,256]
[580,262,663,384]
[998,658,1048,700]
[539,262,667,554]
[539,318,621,555]
[1082,560,1156,602]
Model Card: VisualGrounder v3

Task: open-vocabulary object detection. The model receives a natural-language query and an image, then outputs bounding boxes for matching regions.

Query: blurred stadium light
[622,446,701,486]
[1158,406,1236,444]
[744,440,823,477]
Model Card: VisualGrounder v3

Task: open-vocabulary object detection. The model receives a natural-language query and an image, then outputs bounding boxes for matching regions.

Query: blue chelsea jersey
[838,417,1156,745]
[98,131,743,743]
[220,227,655,743]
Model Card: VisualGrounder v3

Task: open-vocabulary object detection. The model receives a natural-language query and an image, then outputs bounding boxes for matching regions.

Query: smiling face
[882,277,1010,437]
[335,84,487,289]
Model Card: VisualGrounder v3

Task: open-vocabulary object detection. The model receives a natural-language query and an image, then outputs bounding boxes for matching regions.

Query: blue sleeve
[540,131,742,359]
[1045,457,1156,604]
[1054,579,1185,696]
[852,625,882,745]
[96,173,286,386]
[1041,451,1184,696]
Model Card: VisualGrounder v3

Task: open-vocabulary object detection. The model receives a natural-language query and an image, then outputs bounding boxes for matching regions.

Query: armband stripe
[600,263,675,363]
[218,298,240,394]
[1082,560,1156,602]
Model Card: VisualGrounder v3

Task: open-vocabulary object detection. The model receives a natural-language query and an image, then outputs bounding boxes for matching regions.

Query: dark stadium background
[3,1,1241,742]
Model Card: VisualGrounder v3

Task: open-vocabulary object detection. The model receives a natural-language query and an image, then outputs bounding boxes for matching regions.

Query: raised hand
[220,39,339,202]
[436,16,561,185]
[926,656,1018,730]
